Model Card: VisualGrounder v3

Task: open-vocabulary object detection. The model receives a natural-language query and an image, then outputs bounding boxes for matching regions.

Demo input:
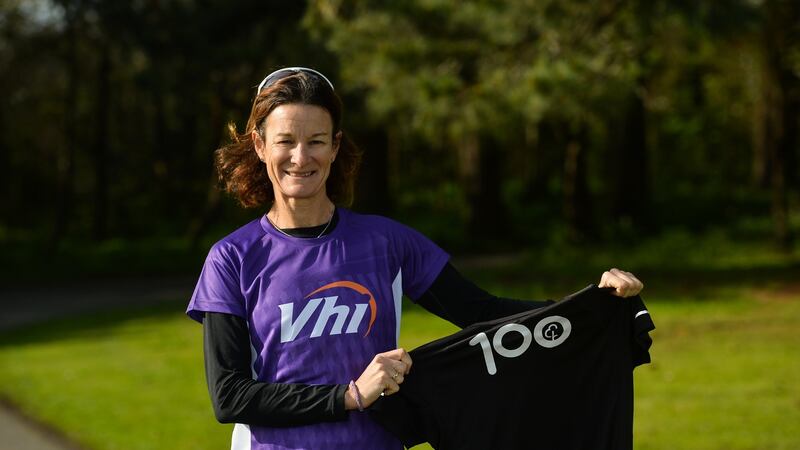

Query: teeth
[286,171,314,177]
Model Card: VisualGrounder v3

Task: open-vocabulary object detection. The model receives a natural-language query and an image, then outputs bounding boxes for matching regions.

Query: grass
[0,302,458,450]
[634,296,800,450]
[0,228,798,449]
[0,303,227,449]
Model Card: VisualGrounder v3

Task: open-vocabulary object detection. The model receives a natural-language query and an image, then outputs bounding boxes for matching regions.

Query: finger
[399,350,413,374]
[382,378,401,396]
[621,271,644,294]
[598,270,616,288]
[611,269,637,292]
[374,355,405,379]
[391,372,405,384]
[375,363,399,384]
[389,359,409,378]
[622,271,644,292]
[600,271,628,297]
[612,269,645,296]
[381,348,413,374]
[382,348,407,360]
[604,269,637,294]
[611,268,639,285]
[599,268,624,287]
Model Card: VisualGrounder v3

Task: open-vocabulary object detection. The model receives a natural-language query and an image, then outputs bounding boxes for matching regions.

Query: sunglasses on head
[256,67,335,94]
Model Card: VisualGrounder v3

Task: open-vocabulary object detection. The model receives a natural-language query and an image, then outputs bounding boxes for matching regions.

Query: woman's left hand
[598,268,644,297]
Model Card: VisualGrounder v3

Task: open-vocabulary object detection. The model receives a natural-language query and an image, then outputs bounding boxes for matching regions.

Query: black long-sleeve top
[202,211,554,427]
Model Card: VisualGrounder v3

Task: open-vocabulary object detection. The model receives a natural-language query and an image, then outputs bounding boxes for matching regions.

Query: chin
[278,187,325,200]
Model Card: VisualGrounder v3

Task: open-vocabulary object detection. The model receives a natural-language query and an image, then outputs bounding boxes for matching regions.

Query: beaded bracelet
[349,380,364,412]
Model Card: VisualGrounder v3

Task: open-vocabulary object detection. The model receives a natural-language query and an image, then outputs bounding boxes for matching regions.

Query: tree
[760,0,799,250]
[306,0,651,242]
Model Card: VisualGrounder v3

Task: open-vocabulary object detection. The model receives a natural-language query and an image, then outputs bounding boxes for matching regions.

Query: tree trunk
[386,126,403,215]
[762,0,796,251]
[92,40,111,241]
[563,123,593,243]
[179,79,199,204]
[152,69,171,209]
[750,44,770,188]
[611,86,649,231]
[476,136,509,238]
[188,89,226,250]
[0,100,7,223]
[189,170,222,251]
[50,10,80,251]
[353,126,392,214]
[522,119,561,205]
[458,134,508,244]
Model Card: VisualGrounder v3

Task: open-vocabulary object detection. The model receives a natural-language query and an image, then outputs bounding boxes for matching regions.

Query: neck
[269,195,335,228]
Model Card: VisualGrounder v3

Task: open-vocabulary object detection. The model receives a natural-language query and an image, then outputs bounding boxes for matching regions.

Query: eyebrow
[273,132,329,138]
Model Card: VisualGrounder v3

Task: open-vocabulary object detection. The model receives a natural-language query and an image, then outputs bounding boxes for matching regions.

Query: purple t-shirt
[186,208,450,450]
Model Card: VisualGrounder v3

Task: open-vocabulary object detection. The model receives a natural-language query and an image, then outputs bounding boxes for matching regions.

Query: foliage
[304,0,797,241]
[0,0,798,252]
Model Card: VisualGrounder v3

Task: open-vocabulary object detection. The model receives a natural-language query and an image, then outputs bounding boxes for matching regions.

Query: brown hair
[215,72,362,208]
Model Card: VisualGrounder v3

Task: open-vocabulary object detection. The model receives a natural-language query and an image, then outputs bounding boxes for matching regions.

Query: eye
[310,140,326,145]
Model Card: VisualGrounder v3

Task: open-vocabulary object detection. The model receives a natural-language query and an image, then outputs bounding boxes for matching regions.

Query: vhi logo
[278,281,378,343]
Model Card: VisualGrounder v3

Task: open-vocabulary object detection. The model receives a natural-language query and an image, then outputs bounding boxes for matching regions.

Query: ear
[332,131,342,161]
[252,129,266,162]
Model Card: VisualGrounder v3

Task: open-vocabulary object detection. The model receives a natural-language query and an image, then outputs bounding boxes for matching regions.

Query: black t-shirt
[369,285,655,450]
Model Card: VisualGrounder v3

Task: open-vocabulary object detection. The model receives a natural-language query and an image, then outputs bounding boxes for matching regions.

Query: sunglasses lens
[257,67,334,93]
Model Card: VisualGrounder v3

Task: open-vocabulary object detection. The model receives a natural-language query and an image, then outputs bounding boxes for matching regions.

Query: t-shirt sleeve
[630,295,655,367]
[394,222,450,301]
[186,242,246,323]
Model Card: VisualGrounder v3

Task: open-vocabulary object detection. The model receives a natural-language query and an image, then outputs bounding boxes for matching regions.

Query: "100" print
[469,316,572,375]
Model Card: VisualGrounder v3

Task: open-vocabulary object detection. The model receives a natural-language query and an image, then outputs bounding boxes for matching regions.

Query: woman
[186,67,643,450]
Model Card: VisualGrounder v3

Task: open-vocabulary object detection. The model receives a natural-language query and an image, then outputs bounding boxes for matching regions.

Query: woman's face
[254,103,340,204]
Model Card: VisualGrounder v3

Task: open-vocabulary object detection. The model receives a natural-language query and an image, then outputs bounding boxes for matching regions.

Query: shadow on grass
[2,229,797,349]
[0,298,190,349]
[457,257,800,304]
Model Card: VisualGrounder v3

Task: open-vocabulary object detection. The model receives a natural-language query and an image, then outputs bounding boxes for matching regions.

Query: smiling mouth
[284,170,316,178]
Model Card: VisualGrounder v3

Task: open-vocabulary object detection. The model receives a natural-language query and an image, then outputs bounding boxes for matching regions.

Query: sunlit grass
[0,227,798,449]
[0,285,798,450]
[634,295,800,450]
[0,305,227,450]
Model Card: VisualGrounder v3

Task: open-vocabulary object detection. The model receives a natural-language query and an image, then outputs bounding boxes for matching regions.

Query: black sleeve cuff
[333,383,349,418]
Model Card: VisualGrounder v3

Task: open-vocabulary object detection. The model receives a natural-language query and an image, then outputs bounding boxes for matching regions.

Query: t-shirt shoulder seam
[212,216,265,249]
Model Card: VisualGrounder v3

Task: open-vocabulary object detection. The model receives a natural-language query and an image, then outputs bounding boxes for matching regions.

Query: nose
[290,143,310,166]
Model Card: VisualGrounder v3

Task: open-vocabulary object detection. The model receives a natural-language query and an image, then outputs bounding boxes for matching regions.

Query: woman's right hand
[346,348,413,410]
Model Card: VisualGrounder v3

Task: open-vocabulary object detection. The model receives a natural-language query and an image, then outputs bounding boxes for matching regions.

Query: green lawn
[0,229,798,449]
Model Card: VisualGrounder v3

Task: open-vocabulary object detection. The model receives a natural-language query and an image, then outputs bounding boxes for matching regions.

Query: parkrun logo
[470,315,573,375]
[278,281,378,343]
